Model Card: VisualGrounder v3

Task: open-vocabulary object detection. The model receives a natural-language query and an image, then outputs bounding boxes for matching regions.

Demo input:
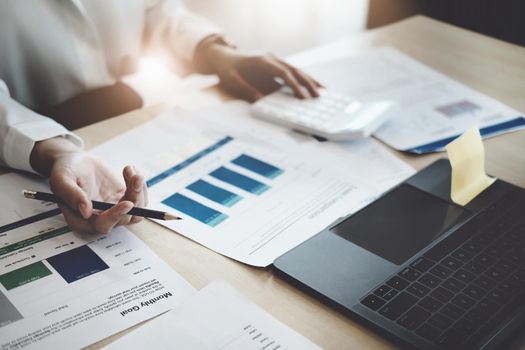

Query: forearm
[194,35,237,74]
[30,137,82,176]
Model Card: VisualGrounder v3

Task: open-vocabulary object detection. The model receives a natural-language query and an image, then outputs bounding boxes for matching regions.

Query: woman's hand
[30,137,148,234]
[196,38,322,102]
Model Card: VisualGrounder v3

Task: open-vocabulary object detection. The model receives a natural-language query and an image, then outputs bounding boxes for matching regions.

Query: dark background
[368,0,525,47]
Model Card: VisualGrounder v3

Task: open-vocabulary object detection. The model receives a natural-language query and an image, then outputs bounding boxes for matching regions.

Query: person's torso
[0,0,147,109]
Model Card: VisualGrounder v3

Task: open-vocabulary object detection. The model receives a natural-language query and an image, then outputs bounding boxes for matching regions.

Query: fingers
[220,70,264,102]
[290,68,319,98]
[219,52,322,101]
[50,169,92,219]
[59,204,93,233]
[60,201,133,235]
[93,201,134,233]
[313,79,324,88]
[267,62,306,99]
[122,166,145,203]
[280,60,323,97]
[122,165,148,224]
[52,164,146,233]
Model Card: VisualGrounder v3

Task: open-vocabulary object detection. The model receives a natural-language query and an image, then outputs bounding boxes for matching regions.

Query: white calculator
[250,89,395,141]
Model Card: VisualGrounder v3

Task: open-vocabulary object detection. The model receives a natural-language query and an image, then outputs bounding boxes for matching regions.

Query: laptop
[274,159,525,349]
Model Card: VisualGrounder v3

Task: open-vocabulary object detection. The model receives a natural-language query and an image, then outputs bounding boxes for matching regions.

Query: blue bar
[187,180,242,207]
[231,154,283,179]
[162,193,228,227]
[147,136,234,187]
[209,167,269,195]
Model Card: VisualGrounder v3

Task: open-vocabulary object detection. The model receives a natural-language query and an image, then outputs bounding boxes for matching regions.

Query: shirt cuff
[4,118,83,173]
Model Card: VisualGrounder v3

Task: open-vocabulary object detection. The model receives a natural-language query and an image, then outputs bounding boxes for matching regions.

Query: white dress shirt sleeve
[145,0,221,70]
[0,79,83,173]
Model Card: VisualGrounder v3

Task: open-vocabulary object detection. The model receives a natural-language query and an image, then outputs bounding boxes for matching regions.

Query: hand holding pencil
[48,157,154,234]
[30,139,166,235]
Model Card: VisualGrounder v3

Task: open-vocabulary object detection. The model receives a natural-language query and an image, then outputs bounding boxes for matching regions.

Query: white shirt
[0,0,219,173]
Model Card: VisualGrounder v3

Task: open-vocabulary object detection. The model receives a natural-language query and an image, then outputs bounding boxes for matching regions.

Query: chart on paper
[0,173,195,350]
[93,110,382,266]
[148,136,285,228]
[144,130,365,259]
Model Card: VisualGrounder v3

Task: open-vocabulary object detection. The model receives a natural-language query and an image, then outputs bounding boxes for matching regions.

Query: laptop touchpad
[330,184,470,265]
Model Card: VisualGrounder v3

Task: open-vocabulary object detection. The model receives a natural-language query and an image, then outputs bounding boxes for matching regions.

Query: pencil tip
[164,213,182,221]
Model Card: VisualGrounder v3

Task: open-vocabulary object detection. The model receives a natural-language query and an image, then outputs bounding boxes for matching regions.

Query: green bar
[0,261,52,290]
[0,226,70,257]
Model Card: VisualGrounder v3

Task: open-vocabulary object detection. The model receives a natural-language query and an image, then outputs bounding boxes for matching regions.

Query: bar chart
[0,243,110,294]
[0,228,110,328]
[156,145,284,227]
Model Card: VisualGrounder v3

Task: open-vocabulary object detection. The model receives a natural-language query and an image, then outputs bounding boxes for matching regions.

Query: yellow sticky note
[445,127,496,206]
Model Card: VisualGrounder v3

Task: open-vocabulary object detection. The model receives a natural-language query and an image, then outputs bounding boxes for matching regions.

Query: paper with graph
[0,173,195,350]
[93,105,414,266]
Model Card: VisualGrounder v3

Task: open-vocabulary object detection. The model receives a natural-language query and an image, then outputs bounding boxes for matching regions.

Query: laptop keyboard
[360,192,525,349]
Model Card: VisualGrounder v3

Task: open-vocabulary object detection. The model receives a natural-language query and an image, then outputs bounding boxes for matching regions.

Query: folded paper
[446,127,496,206]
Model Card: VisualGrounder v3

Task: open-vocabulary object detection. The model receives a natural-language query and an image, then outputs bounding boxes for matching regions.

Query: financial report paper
[0,173,195,350]
[93,104,414,266]
[299,47,524,153]
[104,280,321,350]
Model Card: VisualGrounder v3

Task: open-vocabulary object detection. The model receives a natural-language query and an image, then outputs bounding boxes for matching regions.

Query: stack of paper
[0,174,195,350]
[300,47,525,153]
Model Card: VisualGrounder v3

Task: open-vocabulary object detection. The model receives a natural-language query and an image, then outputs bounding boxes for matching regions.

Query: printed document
[93,104,414,266]
[301,47,525,153]
[0,173,195,350]
[104,280,321,350]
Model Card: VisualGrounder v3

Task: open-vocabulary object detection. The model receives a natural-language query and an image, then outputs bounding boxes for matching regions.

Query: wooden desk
[47,15,525,349]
